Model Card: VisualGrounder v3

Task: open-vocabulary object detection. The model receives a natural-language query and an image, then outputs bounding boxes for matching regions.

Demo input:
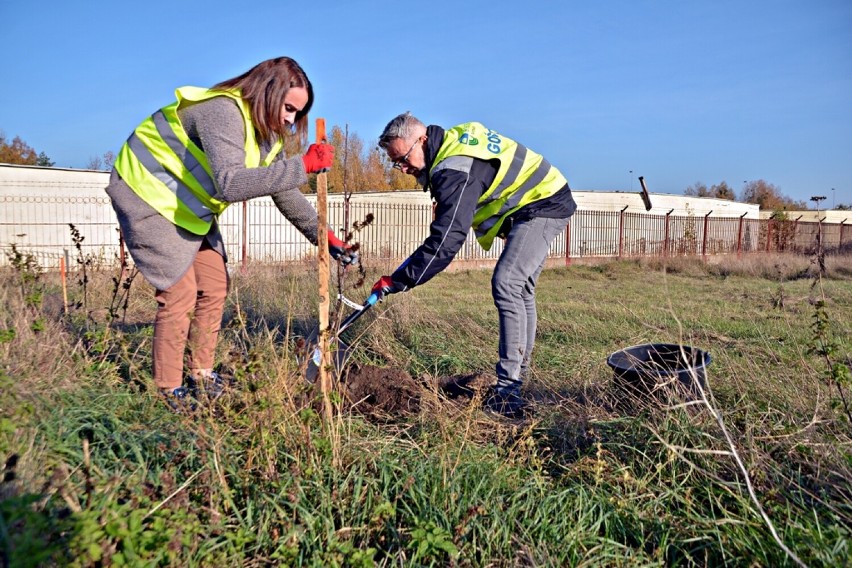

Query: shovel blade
[300,290,381,383]
[302,326,352,383]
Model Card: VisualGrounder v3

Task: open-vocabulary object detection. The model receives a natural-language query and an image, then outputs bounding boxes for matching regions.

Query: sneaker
[186,371,226,401]
[160,386,197,414]
[483,387,527,419]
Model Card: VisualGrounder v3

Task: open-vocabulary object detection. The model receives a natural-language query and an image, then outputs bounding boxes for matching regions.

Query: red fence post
[736,212,746,258]
[565,218,572,267]
[664,209,673,257]
[618,205,627,259]
[241,200,248,273]
[792,215,803,253]
[765,219,773,253]
[702,211,712,260]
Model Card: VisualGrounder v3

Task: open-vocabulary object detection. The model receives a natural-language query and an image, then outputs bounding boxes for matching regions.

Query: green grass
[1,252,851,566]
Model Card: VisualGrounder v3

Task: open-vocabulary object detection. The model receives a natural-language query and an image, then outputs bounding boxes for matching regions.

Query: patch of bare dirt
[329,365,498,420]
[435,372,496,398]
[340,363,422,418]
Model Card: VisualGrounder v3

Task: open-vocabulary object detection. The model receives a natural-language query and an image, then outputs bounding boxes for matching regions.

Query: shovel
[303,291,380,383]
[302,259,409,382]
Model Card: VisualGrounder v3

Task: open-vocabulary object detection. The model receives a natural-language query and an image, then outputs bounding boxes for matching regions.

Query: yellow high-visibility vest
[432,122,568,250]
[114,87,284,235]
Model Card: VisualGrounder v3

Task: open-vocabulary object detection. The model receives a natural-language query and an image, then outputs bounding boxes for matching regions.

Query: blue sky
[2,0,850,206]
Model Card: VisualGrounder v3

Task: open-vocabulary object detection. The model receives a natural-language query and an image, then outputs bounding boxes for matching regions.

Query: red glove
[371,275,399,301]
[328,230,358,265]
[302,143,334,173]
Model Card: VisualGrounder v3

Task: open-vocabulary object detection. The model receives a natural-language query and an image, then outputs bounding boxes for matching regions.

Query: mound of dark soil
[339,363,422,418]
[336,365,497,419]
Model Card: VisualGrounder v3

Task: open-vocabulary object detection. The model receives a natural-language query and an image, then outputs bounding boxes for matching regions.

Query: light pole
[629,170,633,192]
[832,188,835,209]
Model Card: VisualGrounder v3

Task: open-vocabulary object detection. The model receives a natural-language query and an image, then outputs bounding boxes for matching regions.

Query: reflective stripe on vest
[431,122,568,250]
[114,87,284,235]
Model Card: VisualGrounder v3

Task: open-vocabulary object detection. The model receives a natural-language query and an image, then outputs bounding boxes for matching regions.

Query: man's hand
[371,275,399,301]
[328,230,358,265]
[302,143,335,173]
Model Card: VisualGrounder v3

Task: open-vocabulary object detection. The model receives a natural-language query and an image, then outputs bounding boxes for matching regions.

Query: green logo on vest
[458,133,479,146]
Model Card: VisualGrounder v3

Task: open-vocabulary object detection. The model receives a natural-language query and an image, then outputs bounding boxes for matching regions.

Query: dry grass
[1,252,851,566]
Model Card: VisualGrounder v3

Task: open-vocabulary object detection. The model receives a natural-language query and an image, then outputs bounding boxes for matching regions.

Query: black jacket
[391,125,576,290]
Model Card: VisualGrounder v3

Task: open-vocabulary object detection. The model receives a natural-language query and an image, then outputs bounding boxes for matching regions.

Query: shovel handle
[337,258,407,334]
[338,293,379,334]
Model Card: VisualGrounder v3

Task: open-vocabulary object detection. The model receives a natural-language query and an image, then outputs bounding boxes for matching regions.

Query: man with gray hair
[371,112,576,418]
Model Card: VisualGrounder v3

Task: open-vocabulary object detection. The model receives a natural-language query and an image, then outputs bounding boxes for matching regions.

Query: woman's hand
[302,143,335,173]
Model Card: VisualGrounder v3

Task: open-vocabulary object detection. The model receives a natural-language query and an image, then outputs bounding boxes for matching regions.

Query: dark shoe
[160,386,197,414]
[484,387,527,419]
[186,371,226,401]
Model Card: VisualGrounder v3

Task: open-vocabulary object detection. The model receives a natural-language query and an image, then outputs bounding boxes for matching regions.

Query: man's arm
[391,156,489,290]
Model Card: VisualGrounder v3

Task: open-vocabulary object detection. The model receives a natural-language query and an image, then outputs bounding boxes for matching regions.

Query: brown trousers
[152,243,229,389]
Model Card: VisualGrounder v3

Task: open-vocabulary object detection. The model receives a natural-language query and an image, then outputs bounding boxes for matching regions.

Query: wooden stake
[315,118,335,431]
[60,256,68,314]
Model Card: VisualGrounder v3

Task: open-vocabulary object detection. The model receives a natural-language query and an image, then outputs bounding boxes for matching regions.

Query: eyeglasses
[391,138,419,170]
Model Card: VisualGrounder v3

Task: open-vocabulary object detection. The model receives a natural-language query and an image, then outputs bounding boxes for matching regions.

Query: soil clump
[340,363,422,418]
[308,363,497,420]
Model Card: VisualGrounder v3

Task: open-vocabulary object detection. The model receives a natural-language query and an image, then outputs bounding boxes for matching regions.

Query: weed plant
[1,252,850,566]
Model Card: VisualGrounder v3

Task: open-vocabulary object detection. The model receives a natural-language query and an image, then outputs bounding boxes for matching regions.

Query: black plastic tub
[607,343,711,398]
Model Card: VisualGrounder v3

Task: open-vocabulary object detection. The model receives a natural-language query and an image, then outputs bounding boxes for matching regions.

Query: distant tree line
[682,179,826,210]
[306,124,417,194]
[0,130,54,167]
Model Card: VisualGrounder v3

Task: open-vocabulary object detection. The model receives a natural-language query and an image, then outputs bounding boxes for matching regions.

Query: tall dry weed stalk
[649,264,808,568]
[68,224,89,314]
[807,218,851,423]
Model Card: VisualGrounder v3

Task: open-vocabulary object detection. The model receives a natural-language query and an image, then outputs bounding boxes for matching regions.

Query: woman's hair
[378,112,425,149]
[213,57,314,145]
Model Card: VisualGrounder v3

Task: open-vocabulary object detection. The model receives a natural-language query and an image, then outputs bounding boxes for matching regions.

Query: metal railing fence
[1,194,848,270]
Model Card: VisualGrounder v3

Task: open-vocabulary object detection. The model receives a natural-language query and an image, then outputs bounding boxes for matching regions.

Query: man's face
[386,135,426,177]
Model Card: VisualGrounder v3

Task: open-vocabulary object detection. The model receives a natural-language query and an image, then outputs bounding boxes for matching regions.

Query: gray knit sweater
[106,96,319,290]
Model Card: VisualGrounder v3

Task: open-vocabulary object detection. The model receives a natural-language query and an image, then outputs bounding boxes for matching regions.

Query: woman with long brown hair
[106,56,354,411]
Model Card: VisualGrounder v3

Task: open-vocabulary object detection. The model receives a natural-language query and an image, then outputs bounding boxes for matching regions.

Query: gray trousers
[492,216,570,389]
